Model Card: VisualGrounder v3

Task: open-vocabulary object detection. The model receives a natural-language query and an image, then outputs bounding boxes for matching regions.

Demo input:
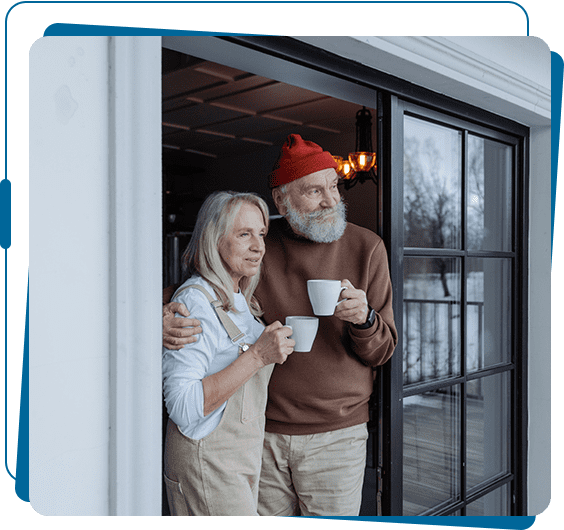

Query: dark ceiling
[161,47,364,166]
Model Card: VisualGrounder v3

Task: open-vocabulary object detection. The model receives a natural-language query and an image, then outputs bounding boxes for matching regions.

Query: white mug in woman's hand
[285,316,319,352]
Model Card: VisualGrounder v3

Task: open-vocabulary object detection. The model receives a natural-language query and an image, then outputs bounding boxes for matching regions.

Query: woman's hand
[202,321,294,416]
[249,321,295,367]
[163,302,203,350]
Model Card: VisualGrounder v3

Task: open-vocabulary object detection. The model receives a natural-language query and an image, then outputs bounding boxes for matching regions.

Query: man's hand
[333,279,369,326]
[163,302,203,350]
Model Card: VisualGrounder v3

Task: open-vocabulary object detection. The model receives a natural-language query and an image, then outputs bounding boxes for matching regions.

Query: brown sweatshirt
[255,218,397,435]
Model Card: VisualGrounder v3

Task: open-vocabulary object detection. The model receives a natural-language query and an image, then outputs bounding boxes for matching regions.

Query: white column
[108,36,163,516]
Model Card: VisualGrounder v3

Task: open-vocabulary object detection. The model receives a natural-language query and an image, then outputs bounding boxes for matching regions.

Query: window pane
[403,257,461,385]
[467,372,511,490]
[404,117,462,249]
[467,135,513,251]
[466,485,510,516]
[403,386,461,515]
[467,258,512,371]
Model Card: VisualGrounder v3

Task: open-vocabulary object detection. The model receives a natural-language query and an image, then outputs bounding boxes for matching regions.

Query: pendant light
[334,107,377,189]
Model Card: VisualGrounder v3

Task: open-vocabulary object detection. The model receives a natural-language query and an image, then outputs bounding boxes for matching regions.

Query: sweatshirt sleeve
[162,290,220,428]
[348,238,398,367]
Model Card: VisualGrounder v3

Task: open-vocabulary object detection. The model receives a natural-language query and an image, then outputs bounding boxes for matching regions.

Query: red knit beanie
[268,134,338,188]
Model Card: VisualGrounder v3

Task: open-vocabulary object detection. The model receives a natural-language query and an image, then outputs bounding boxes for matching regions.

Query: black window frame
[387,97,528,515]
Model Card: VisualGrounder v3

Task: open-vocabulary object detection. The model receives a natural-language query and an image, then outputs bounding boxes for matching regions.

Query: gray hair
[181,191,269,317]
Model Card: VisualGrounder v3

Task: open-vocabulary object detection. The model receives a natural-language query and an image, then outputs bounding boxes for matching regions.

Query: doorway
[161,43,382,515]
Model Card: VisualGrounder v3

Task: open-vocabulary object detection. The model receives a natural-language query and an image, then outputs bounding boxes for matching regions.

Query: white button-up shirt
[162,275,265,439]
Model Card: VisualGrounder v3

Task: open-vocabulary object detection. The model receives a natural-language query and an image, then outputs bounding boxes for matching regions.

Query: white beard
[284,198,347,243]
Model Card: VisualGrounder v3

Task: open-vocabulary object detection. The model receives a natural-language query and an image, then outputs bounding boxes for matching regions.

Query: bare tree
[467,136,485,250]
[403,136,457,297]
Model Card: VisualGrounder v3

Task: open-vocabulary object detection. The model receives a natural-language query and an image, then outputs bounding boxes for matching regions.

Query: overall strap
[172,284,245,344]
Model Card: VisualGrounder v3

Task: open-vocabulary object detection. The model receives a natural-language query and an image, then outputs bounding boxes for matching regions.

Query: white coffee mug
[307,279,347,316]
[285,316,319,352]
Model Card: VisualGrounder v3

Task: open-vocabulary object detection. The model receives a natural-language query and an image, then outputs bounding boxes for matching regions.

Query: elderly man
[163,134,397,516]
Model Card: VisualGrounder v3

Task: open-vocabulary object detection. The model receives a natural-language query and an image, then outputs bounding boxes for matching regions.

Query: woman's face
[218,202,267,291]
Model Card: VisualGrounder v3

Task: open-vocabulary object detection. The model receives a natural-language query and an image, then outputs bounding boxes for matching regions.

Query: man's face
[273,168,347,243]
[279,168,341,215]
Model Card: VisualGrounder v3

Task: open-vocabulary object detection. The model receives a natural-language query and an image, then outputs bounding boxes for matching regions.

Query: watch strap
[352,306,376,330]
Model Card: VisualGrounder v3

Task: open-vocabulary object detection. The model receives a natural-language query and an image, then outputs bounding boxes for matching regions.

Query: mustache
[303,200,345,221]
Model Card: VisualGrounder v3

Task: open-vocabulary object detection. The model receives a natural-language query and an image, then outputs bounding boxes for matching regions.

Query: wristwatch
[352,306,376,330]
[238,343,251,355]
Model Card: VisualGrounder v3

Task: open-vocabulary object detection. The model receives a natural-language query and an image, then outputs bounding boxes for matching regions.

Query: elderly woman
[162,191,294,516]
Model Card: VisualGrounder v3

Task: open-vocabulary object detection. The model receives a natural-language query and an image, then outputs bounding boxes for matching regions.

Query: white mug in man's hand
[307,279,347,316]
[285,316,319,352]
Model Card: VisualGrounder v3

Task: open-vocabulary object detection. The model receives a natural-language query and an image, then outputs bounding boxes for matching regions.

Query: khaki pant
[163,364,273,516]
[257,423,369,516]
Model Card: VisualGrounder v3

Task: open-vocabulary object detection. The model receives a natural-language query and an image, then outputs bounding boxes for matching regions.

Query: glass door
[386,98,527,516]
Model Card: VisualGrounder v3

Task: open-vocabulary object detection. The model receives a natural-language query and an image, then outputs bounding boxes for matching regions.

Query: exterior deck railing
[403,298,484,385]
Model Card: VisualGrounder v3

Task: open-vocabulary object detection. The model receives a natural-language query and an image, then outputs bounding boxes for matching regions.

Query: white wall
[29,36,163,516]
[444,36,551,92]
[528,125,552,515]
[29,36,111,515]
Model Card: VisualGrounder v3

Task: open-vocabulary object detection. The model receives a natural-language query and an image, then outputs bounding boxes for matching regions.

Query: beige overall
[163,284,273,516]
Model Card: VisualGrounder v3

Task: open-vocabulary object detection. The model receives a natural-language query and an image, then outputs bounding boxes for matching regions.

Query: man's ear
[272,187,287,216]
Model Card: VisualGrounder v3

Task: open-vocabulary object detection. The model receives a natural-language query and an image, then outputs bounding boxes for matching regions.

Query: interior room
[161,46,379,287]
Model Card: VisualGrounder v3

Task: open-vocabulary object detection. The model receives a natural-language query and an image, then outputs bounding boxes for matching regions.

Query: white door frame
[108,36,163,516]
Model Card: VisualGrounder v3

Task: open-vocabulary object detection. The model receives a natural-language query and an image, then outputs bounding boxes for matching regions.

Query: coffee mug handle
[284,324,293,338]
[335,286,348,306]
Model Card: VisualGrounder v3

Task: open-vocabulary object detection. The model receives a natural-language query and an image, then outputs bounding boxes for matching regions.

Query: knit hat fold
[269,134,337,188]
